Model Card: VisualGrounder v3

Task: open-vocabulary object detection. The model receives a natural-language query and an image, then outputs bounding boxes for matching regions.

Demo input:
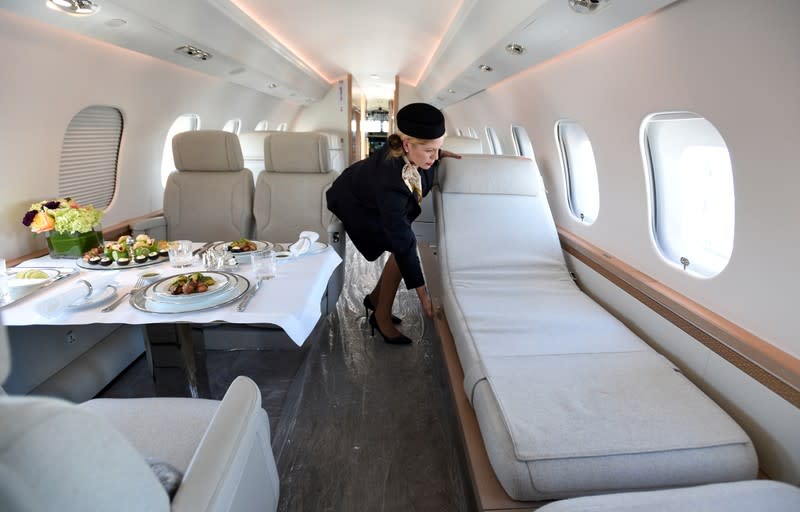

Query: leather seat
[0,319,279,512]
[442,135,483,154]
[253,132,344,312]
[134,130,254,242]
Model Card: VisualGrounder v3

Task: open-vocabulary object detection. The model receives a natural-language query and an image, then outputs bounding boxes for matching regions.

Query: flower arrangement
[22,198,103,235]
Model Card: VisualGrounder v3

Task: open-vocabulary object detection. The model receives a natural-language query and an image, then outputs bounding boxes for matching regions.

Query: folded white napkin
[289,231,320,257]
[36,271,120,319]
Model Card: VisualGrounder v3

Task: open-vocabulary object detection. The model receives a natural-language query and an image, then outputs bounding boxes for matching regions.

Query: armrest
[172,376,279,512]
[132,216,167,240]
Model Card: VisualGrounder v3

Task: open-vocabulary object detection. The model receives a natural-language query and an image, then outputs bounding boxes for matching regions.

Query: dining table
[1,242,342,398]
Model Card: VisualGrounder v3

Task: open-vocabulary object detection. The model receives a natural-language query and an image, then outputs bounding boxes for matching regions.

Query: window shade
[58,106,123,210]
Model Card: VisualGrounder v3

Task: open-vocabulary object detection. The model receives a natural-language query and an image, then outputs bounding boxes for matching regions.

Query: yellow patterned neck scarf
[402,155,423,205]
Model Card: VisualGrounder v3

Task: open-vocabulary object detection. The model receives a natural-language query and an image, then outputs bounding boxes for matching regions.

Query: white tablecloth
[1,246,342,346]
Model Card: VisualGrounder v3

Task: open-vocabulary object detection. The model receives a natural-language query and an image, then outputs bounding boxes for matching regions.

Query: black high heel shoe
[368,313,412,345]
[363,295,402,324]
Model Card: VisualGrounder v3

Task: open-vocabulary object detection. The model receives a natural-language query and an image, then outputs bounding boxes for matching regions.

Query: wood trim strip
[7,210,164,267]
[557,227,800,408]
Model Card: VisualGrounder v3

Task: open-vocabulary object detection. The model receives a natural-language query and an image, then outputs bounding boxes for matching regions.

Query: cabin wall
[443,0,800,483]
[0,10,301,260]
[294,79,350,163]
[443,0,800,358]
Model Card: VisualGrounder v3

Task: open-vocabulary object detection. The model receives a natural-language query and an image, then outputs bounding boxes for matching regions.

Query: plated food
[15,269,49,279]
[166,272,217,295]
[80,235,168,269]
[226,238,259,253]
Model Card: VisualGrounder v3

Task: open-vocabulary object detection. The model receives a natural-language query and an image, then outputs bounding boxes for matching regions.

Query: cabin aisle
[273,239,472,511]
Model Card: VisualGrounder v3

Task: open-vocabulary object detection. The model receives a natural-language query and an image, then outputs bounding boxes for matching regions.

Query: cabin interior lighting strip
[46,0,100,16]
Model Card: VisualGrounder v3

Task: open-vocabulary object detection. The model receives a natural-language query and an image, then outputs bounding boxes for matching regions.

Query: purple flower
[22,210,37,226]
[43,201,60,210]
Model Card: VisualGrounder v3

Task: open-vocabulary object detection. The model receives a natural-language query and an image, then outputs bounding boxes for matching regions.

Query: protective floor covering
[100,238,472,511]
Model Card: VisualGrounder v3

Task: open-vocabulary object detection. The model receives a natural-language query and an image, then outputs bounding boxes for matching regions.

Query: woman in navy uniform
[326,103,460,344]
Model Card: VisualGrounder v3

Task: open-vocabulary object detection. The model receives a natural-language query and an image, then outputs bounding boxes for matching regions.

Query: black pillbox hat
[397,102,445,139]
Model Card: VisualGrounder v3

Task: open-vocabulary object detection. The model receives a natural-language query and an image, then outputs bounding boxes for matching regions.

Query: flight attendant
[326,103,460,344]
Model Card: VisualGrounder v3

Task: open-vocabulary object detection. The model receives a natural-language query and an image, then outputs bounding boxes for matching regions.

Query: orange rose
[30,211,56,233]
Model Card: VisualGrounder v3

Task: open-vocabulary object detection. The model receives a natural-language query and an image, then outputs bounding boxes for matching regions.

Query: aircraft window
[222,118,242,134]
[485,126,502,155]
[465,127,478,138]
[161,114,200,187]
[254,120,269,131]
[58,106,123,210]
[456,128,463,136]
[556,120,599,224]
[642,112,734,277]
[276,122,288,131]
[511,124,535,158]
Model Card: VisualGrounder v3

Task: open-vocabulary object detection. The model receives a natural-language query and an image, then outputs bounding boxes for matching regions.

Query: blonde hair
[386,131,439,159]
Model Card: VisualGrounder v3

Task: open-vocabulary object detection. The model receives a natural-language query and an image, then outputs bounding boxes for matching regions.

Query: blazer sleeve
[376,181,425,289]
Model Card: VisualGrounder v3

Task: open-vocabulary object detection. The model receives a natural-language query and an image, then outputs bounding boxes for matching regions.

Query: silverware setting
[192,241,216,257]
[101,275,146,312]
[236,277,263,312]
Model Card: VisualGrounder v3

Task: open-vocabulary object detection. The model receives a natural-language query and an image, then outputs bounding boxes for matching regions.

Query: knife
[192,241,216,257]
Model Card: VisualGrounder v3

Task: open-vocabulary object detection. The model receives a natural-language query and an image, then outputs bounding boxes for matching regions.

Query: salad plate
[1,267,78,309]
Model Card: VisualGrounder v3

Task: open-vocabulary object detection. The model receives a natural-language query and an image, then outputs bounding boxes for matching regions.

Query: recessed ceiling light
[448,89,457,94]
[46,0,101,16]
[478,64,493,72]
[174,45,212,61]
[104,19,127,28]
[268,83,278,88]
[505,43,526,56]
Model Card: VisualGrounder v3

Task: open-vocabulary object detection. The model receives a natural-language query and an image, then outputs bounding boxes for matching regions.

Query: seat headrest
[443,136,483,154]
[238,131,268,160]
[264,132,332,173]
[439,155,540,196]
[173,130,244,172]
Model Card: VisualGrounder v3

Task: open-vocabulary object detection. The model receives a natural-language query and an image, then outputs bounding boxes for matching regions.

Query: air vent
[568,0,610,14]
[174,45,212,61]
[505,43,526,56]
[478,64,493,72]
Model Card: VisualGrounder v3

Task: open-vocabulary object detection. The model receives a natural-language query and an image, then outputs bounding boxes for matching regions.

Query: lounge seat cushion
[535,480,800,512]
[435,156,758,500]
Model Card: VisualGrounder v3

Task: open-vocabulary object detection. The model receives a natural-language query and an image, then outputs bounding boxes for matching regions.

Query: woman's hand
[416,285,434,318]
[439,149,462,160]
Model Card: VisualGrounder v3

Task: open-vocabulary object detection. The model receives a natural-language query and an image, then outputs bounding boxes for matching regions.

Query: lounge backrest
[317,131,345,172]
[165,130,254,241]
[254,132,337,243]
[443,135,483,154]
[436,155,565,274]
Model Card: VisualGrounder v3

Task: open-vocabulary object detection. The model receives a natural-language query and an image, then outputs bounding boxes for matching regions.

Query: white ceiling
[1,0,679,107]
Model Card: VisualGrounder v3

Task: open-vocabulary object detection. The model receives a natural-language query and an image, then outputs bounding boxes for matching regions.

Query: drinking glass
[168,240,193,268]
[251,250,276,280]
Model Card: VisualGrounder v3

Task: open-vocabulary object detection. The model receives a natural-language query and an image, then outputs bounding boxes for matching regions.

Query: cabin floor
[99,241,474,511]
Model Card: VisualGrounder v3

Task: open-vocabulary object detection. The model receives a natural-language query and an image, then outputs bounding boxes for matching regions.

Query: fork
[101,276,146,312]
[236,278,263,312]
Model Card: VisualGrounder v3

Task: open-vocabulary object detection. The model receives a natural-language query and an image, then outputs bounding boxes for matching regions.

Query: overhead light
[478,64,493,72]
[268,83,278,89]
[448,89,457,94]
[174,45,212,61]
[505,43,526,56]
[568,0,610,14]
[46,0,101,16]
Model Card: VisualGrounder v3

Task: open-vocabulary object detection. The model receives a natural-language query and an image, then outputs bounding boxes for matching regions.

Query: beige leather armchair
[133,130,255,242]
[0,320,279,512]
[254,131,344,312]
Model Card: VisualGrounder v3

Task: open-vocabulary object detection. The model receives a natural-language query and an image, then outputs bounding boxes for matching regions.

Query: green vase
[45,229,103,259]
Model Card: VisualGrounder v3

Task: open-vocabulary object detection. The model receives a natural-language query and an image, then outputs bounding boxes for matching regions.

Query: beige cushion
[263,132,332,174]
[443,135,483,154]
[173,130,244,172]
[439,154,539,196]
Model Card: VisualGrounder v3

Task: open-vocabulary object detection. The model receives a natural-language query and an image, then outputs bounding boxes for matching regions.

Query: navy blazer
[326,144,438,289]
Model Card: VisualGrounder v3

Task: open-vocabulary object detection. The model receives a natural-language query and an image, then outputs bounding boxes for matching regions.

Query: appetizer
[83,234,169,264]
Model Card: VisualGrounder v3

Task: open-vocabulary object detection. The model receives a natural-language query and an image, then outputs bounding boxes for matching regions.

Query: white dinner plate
[210,240,274,263]
[7,268,60,288]
[151,271,231,303]
[132,272,250,314]
[68,284,117,309]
